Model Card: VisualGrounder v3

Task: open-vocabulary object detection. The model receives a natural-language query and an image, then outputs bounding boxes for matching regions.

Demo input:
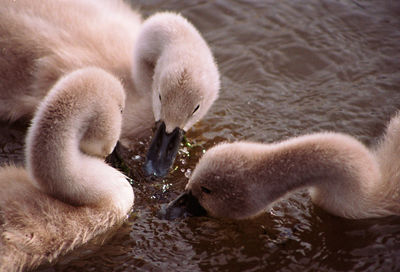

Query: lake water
[1,0,400,271]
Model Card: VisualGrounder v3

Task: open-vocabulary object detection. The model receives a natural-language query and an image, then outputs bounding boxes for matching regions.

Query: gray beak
[143,121,184,177]
[159,191,208,220]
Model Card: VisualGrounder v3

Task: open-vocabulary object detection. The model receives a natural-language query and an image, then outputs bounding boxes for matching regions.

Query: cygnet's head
[162,143,269,220]
[76,68,126,158]
[145,51,220,178]
[152,62,219,133]
[136,12,220,178]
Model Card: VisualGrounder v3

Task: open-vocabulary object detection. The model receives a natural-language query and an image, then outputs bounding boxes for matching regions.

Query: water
[1,0,400,271]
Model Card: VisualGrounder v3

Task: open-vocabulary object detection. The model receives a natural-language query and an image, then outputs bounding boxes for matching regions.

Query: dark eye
[192,104,200,114]
[201,186,211,194]
[159,94,162,101]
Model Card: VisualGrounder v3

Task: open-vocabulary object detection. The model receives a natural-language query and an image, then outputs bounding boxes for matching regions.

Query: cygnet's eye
[192,104,200,115]
[201,186,211,194]
[159,94,162,101]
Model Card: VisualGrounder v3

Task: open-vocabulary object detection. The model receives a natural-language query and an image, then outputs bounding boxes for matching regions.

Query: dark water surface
[2,0,400,271]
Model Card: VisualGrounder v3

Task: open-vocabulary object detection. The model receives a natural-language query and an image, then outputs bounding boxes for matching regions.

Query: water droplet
[184,169,192,178]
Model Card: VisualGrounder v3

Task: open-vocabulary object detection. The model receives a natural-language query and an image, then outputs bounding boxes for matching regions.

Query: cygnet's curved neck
[132,13,208,95]
[244,134,381,218]
[26,69,131,212]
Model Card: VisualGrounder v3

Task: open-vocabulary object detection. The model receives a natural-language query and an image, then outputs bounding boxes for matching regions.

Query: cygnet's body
[0,68,134,271]
[165,113,400,220]
[0,0,220,176]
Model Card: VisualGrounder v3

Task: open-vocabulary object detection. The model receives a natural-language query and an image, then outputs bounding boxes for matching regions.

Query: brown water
[1,0,400,271]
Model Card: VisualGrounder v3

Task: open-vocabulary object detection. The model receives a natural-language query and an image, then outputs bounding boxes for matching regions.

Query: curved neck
[249,134,380,218]
[25,69,133,213]
[27,97,104,206]
[131,13,205,95]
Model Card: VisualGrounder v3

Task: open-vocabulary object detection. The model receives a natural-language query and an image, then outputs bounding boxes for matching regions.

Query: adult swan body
[0,0,220,177]
[165,113,400,220]
[0,68,134,271]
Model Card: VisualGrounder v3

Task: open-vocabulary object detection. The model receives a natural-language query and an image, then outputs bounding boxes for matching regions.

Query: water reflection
[1,0,400,271]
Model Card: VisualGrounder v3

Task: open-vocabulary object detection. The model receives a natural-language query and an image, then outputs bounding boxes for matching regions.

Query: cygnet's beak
[159,191,208,220]
[143,121,184,177]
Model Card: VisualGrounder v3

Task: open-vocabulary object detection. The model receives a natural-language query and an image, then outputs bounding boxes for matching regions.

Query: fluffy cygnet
[164,113,400,220]
[0,68,134,271]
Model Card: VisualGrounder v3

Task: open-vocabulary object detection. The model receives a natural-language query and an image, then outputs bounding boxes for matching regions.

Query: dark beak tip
[157,204,168,220]
[158,203,184,220]
[143,121,184,178]
[143,160,168,178]
[161,192,208,220]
